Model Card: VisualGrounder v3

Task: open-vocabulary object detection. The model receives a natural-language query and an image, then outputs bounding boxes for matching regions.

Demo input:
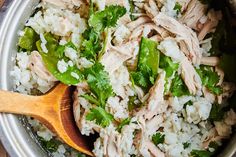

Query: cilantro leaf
[128,95,142,111]
[191,142,219,157]
[81,5,126,61]
[183,142,191,149]
[131,68,152,89]
[89,5,126,32]
[174,2,182,14]
[152,132,165,145]
[38,137,60,153]
[84,62,114,108]
[209,141,220,150]
[36,33,84,85]
[159,54,179,78]
[18,27,39,51]
[131,37,160,89]
[86,106,114,127]
[196,66,222,95]
[170,74,189,97]
[128,0,136,21]
[191,150,213,157]
[81,28,101,60]
[117,118,131,132]
[80,94,100,106]
[209,104,224,121]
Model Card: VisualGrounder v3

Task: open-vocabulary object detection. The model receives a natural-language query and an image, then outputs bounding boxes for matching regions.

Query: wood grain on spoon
[0,84,94,156]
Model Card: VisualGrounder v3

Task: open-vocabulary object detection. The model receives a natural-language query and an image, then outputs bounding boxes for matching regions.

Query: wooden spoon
[0,83,94,156]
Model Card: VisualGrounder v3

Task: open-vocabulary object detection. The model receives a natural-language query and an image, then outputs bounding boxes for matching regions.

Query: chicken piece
[214,121,232,137]
[224,109,236,126]
[149,34,162,42]
[215,67,224,86]
[180,0,207,30]
[146,140,165,157]
[139,136,165,157]
[200,56,220,66]
[198,10,222,41]
[129,23,168,41]
[146,11,202,64]
[106,0,127,6]
[42,0,83,8]
[107,134,121,157]
[29,51,57,82]
[101,49,131,74]
[127,16,152,30]
[146,115,163,136]
[180,58,202,95]
[202,128,223,149]
[101,41,138,73]
[145,72,167,120]
[221,82,236,99]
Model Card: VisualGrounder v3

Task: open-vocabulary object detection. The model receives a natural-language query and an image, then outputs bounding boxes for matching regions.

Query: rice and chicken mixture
[11,0,236,157]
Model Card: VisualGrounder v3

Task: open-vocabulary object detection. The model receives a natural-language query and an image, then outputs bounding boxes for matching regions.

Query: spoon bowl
[0,83,93,156]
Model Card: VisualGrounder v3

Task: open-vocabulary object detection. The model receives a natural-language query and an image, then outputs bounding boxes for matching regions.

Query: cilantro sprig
[83,62,114,108]
[152,132,165,145]
[81,5,126,61]
[86,106,114,127]
[170,74,190,97]
[196,66,222,95]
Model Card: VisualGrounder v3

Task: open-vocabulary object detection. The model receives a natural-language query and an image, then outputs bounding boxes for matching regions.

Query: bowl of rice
[1,0,236,157]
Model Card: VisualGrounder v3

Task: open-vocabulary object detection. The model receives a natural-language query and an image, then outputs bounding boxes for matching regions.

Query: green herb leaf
[170,74,189,97]
[86,106,114,127]
[89,5,126,32]
[36,33,84,85]
[209,141,220,150]
[81,28,101,60]
[190,150,213,157]
[196,66,222,95]
[209,104,224,121]
[18,27,39,51]
[131,37,160,89]
[159,54,179,78]
[117,118,131,132]
[128,0,136,21]
[174,2,182,14]
[183,142,191,149]
[38,137,60,153]
[152,132,165,145]
[84,62,114,108]
[128,95,142,111]
[80,94,100,106]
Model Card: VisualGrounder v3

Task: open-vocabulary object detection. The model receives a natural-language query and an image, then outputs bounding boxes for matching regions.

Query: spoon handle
[0,90,45,117]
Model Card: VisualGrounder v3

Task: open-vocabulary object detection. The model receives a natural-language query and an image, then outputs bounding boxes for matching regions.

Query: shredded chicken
[145,72,167,120]
[145,9,202,64]
[180,58,202,95]
[180,0,207,30]
[129,23,168,41]
[200,56,220,66]
[29,51,57,82]
[127,16,152,30]
[198,10,222,41]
